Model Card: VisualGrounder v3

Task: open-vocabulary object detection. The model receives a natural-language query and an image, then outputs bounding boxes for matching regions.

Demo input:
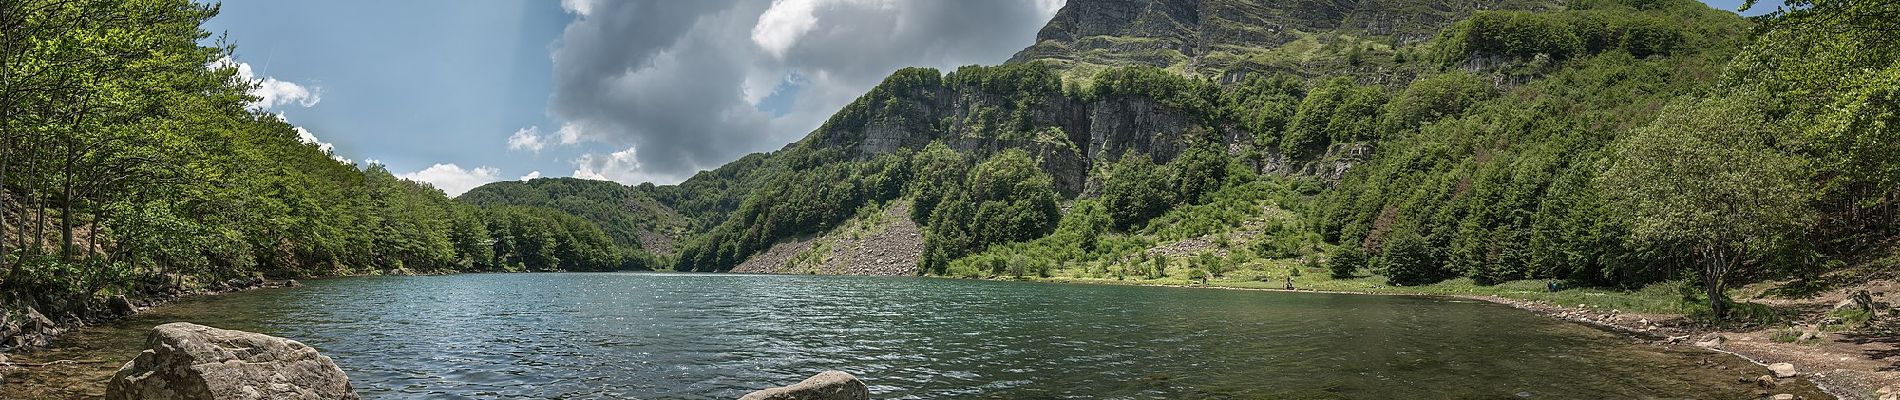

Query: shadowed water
[2,273,1824,399]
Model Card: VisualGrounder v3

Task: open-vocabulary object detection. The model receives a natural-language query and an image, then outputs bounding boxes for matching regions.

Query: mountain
[464,0,1895,314]
[1010,0,1557,80]
[457,178,689,255]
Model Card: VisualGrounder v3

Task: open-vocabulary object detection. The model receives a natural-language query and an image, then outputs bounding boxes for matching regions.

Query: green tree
[1382,233,1440,286]
[1330,246,1368,279]
[1599,97,1812,318]
[1102,153,1173,230]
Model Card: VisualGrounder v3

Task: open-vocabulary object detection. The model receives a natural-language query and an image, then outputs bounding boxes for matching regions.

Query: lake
[2,273,1822,399]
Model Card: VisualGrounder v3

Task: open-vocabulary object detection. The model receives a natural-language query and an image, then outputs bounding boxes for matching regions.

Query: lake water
[2,273,1822,399]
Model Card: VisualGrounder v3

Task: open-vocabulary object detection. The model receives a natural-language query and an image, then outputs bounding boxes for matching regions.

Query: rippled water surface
[4,273,1823,399]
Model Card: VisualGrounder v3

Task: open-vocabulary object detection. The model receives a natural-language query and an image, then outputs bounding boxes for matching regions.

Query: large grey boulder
[739,371,870,400]
[106,322,357,400]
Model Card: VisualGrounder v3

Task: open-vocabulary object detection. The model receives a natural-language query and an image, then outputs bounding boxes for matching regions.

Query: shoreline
[990,275,1894,400]
[6,271,1889,399]
[0,268,490,361]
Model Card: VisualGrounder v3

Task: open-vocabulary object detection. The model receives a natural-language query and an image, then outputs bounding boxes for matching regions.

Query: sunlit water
[3,273,1823,399]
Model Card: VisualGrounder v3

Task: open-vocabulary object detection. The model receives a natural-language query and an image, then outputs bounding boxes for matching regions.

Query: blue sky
[201,0,1771,195]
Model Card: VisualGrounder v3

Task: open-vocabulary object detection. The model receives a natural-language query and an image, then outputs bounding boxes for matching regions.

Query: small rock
[1694,334,1726,348]
[1772,394,1794,400]
[1767,363,1798,378]
[1753,374,1776,387]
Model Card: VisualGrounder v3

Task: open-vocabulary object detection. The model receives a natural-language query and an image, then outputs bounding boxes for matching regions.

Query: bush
[1330,246,1368,279]
[1382,233,1443,286]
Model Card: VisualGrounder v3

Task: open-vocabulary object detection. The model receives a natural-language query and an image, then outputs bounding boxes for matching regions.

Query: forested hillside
[4,0,1894,332]
[651,0,1898,321]
[0,0,649,330]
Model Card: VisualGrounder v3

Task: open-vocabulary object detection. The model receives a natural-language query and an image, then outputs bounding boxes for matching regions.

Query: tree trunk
[1703,245,1730,319]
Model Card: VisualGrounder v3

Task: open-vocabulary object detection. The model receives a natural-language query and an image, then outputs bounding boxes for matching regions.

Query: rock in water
[106,322,357,400]
[1767,362,1799,379]
[739,371,870,400]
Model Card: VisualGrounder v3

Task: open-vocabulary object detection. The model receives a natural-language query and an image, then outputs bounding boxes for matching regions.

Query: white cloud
[751,0,895,58]
[571,146,663,184]
[555,123,584,145]
[561,0,596,16]
[751,0,826,57]
[1033,0,1065,17]
[292,126,352,164]
[507,126,547,152]
[520,171,542,181]
[395,163,502,197]
[214,56,322,110]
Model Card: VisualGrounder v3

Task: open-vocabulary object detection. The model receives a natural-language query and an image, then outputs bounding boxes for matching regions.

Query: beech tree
[1599,97,1811,318]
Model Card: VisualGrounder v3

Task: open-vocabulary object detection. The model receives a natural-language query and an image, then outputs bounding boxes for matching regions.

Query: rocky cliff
[1009,0,1558,79]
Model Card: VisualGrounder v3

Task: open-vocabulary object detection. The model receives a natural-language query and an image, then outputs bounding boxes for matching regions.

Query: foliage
[1280,78,1386,159]
[1599,96,1812,317]
[1382,233,1443,286]
[921,149,1061,274]
[1330,246,1367,279]
[0,0,649,307]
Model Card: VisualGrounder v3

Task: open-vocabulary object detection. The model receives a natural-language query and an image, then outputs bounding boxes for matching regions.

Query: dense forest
[655,0,1898,320]
[0,0,648,322]
[2,0,1894,326]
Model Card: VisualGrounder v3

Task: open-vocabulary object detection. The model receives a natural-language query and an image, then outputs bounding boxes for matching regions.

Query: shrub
[1330,246,1368,279]
[1383,233,1443,286]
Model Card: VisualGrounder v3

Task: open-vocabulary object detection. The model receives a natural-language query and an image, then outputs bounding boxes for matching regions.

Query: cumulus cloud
[519,171,543,181]
[292,126,352,164]
[549,0,1061,184]
[555,123,583,145]
[395,163,502,196]
[571,146,661,185]
[561,0,597,16]
[214,56,322,110]
[507,126,547,152]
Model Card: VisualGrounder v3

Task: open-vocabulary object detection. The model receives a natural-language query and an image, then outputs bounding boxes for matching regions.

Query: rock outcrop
[106,322,357,400]
[739,371,870,400]
[1009,0,1560,77]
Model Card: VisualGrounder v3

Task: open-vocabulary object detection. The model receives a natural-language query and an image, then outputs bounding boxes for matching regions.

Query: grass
[1027,262,1697,315]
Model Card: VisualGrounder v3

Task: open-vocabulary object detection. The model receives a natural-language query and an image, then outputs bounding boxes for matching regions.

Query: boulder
[739,371,870,400]
[1767,363,1798,379]
[22,307,54,332]
[109,295,137,316]
[106,322,357,400]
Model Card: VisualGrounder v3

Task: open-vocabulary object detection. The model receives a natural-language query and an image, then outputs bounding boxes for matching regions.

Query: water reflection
[3,273,1822,399]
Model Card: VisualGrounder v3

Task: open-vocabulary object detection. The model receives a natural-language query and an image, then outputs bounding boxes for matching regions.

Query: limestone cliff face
[1010,0,1556,78]
[802,72,1219,196]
